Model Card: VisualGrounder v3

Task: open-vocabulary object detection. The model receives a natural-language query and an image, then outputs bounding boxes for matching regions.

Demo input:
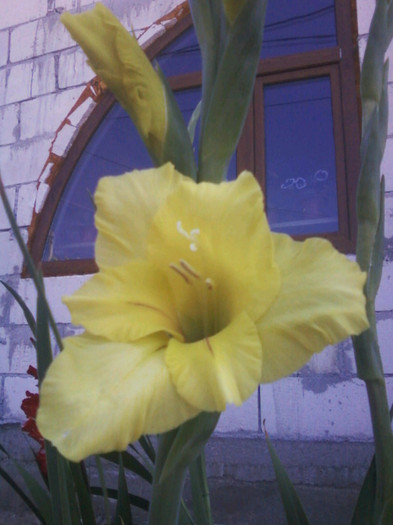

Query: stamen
[180,259,201,279]
[205,278,214,290]
[205,337,214,355]
[169,263,191,284]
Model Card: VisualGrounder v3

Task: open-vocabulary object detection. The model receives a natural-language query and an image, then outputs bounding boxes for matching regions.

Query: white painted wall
[0,0,391,443]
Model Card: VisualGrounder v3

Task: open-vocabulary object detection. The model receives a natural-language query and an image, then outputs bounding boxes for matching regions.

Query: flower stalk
[352,0,393,520]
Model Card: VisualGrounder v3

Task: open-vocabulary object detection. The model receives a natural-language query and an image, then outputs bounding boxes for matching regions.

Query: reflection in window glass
[156,0,337,76]
[262,0,336,57]
[264,76,339,235]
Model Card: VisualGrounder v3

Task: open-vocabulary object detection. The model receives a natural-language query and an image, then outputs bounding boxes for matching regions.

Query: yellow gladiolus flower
[37,164,368,462]
[61,3,166,158]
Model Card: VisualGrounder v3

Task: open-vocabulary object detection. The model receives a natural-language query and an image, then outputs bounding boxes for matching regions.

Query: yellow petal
[37,333,198,462]
[222,0,248,23]
[61,3,166,156]
[95,164,182,267]
[63,261,183,342]
[258,234,369,383]
[165,312,262,412]
[148,171,280,335]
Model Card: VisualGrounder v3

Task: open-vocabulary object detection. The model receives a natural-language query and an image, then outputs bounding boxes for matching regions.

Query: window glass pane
[263,76,339,235]
[43,87,236,261]
[262,0,336,58]
[156,27,201,76]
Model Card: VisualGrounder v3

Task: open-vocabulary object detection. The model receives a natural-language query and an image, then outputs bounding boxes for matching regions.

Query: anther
[169,263,191,284]
[180,259,201,279]
[205,278,214,290]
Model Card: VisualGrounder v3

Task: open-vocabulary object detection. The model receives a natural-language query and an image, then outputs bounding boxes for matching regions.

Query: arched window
[29,0,360,277]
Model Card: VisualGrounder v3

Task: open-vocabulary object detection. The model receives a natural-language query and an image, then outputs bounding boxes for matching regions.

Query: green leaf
[159,412,219,482]
[188,100,202,144]
[179,500,196,525]
[189,452,213,525]
[0,461,45,523]
[115,454,133,525]
[95,456,111,525]
[90,487,149,511]
[138,435,156,464]
[264,428,310,525]
[188,0,225,133]
[380,497,393,525]
[197,0,268,182]
[0,280,36,335]
[69,462,97,525]
[14,460,53,525]
[36,275,53,385]
[101,450,152,483]
[0,175,63,350]
[350,456,377,525]
[158,66,197,180]
[366,176,385,302]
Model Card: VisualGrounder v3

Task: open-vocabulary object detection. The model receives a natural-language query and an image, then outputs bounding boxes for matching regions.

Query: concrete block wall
[0,0,391,445]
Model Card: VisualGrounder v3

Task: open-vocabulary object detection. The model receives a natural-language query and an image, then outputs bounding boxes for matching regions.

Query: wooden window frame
[28,1,360,277]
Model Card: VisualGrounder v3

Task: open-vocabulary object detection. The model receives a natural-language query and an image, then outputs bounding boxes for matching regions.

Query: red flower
[21,367,47,477]
[21,391,39,420]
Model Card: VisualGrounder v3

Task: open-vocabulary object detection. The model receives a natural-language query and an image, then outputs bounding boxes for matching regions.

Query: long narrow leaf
[14,461,53,525]
[101,451,152,483]
[138,435,156,464]
[0,175,62,350]
[350,456,376,525]
[69,462,97,525]
[264,428,310,525]
[158,66,197,180]
[187,100,202,144]
[189,452,213,525]
[0,280,36,334]
[380,497,393,525]
[197,0,267,182]
[115,454,133,525]
[36,275,53,384]
[0,462,45,523]
[95,456,111,525]
[90,486,149,511]
[63,458,85,525]
[159,412,219,482]
[179,500,196,525]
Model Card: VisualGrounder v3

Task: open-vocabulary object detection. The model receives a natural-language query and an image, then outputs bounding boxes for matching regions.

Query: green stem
[148,431,187,525]
[366,380,393,518]
[189,451,213,525]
